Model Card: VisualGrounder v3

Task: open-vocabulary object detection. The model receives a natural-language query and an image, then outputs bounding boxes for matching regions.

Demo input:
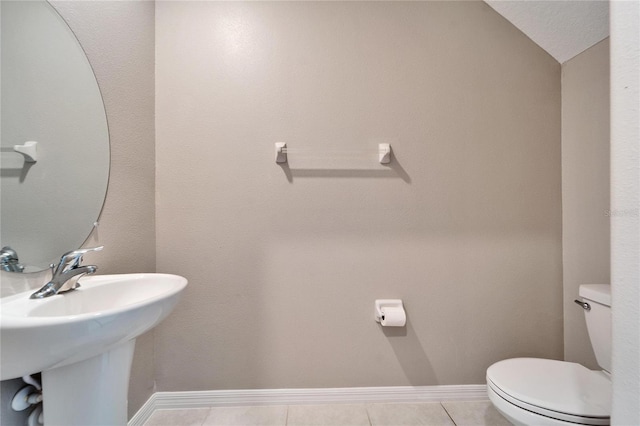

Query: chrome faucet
[1,246,25,273]
[30,246,103,299]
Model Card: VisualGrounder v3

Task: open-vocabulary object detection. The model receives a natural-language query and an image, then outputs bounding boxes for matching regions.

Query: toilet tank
[579,284,611,373]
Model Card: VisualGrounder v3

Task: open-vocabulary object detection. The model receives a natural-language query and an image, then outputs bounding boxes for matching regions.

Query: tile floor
[143,401,512,426]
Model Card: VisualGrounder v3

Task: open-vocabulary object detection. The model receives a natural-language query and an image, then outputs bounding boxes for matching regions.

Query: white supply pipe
[27,393,43,404]
[22,375,41,391]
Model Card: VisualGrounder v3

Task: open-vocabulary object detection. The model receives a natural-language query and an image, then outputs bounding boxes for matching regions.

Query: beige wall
[155,1,562,391]
[561,40,610,369]
[48,1,156,417]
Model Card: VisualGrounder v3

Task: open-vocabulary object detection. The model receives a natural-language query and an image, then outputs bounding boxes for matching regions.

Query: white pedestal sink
[0,273,187,426]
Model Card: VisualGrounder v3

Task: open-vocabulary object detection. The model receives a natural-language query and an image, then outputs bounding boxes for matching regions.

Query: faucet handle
[59,246,104,268]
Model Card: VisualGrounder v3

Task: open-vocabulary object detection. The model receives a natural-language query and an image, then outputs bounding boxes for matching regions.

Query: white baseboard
[129,384,488,426]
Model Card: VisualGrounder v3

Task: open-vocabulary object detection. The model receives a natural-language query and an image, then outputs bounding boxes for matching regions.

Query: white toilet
[487,284,611,426]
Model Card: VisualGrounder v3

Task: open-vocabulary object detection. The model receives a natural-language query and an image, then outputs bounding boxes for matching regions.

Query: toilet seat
[486,358,611,425]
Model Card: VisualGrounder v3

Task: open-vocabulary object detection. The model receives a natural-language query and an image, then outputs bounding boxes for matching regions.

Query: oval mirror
[1,1,110,272]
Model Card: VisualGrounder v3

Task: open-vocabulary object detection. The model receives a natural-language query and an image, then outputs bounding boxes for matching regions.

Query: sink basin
[1,273,187,425]
[1,273,187,381]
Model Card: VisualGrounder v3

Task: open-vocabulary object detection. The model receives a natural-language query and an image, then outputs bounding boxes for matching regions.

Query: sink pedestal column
[41,339,136,426]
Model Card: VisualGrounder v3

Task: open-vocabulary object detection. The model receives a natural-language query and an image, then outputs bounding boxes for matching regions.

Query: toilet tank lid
[579,284,611,306]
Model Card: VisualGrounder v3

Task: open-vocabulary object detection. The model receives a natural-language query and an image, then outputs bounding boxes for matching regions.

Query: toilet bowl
[487,284,612,426]
[487,358,610,425]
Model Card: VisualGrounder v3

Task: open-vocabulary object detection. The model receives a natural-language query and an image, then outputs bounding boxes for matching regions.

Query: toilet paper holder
[374,299,404,323]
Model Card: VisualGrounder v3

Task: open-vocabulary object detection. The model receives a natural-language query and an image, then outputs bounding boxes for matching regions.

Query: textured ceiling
[484,0,609,64]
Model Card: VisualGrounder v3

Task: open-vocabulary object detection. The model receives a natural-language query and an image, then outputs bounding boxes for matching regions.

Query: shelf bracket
[13,141,38,163]
[275,142,287,163]
[378,143,391,164]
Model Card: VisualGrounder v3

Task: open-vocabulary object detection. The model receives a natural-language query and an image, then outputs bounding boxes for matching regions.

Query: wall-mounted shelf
[275,142,391,164]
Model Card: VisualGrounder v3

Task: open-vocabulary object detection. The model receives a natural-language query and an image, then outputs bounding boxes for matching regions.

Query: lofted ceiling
[484,0,609,64]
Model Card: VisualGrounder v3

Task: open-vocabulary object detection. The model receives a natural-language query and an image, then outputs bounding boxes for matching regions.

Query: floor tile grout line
[364,404,373,426]
[199,406,212,426]
[440,402,458,426]
[285,405,290,426]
